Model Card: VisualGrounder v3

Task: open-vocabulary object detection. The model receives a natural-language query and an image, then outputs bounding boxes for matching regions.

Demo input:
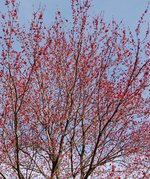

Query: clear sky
[0,0,149,29]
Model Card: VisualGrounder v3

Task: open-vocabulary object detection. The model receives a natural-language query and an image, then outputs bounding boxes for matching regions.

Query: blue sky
[0,0,149,29]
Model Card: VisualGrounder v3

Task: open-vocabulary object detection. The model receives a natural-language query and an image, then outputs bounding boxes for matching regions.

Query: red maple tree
[0,0,149,178]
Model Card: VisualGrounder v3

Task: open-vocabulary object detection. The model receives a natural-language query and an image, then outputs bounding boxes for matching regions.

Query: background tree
[0,0,149,178]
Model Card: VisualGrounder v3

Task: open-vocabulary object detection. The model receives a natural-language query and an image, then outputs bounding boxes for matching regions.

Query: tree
[0,0,149,178]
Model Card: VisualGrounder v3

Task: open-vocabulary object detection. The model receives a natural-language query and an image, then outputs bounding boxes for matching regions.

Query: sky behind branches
[0,0,149,29]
